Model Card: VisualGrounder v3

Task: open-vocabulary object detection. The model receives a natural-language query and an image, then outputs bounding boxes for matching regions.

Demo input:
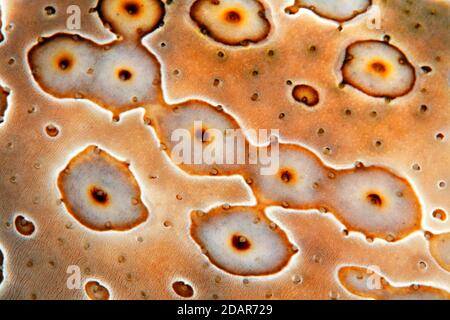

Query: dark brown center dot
[118,69,132,81]
[124,2,140,15]
[90,187,109,205]
[367,193,383,207]
[231,234,251,251]
[172,281,194,298]
[225,10,241,23]
[195,128,210,143]
[58,57,72,71]
[280,170,292,183]
[371,62,387,74]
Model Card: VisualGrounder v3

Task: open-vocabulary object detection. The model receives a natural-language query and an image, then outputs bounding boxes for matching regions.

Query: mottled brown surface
[0,0,449,300]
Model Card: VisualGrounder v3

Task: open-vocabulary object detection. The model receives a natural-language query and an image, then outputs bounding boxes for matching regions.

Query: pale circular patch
[28,35,97,97]
[98,0,165,39]
[153,101,246,175]
[58,146,149,231]
[92,43,160,110]
[190,207,295,276]
[342,40,416,98]
[190,0,271,45]
[249,144,328,208]
[330,166,421,240]
[287,0,371,22]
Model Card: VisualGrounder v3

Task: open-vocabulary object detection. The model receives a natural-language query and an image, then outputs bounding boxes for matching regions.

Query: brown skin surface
[0,0,448,299]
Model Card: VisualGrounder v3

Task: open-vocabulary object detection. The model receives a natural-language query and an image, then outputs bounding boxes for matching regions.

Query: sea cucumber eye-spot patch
[190,206,296,276]
[152,101,247,175]
[190,0,271,46]
[286,0,371,22]
[338,266,450,300]
[28,34,162,115]
[330,167,421,241]
[91,43,160,109]
[98,0,165,39]
[341,40,416,98]
[249,144,328,208]
[429,233,450,273]
[57,146,149,231]
[28,36,98,97]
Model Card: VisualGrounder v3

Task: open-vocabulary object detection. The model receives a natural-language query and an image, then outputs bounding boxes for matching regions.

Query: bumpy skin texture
[0,0,449,300]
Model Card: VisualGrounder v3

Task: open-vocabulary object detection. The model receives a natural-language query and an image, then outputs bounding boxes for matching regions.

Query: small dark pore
[119,69,132,81]
[367,193,382,207]
[124,2,139,15]
[232,234,251,251]
[225,10,241,23]
[280,170,292,183]
[90,187,108,204]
